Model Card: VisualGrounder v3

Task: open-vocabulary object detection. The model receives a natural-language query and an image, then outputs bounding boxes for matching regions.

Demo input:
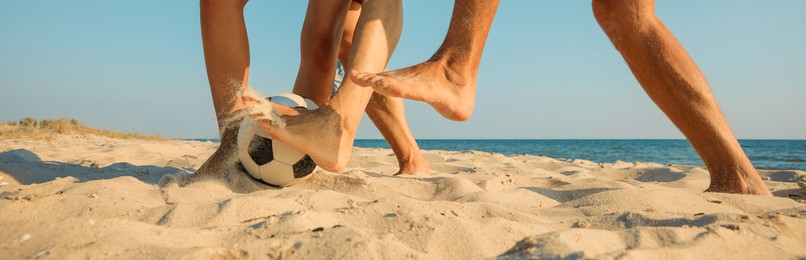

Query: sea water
[189,139,806,171]
[354,139,806,171]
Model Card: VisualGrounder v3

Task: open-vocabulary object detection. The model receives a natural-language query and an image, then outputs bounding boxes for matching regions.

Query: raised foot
[350,61,477,121]
[242,92,356,173]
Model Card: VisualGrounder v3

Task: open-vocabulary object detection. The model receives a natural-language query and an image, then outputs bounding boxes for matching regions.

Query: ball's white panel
[280,171,314,186]
[259,161,295,186]
[272,140,306,164]
[269,93,318,110]
[270,93,307,108]
[237,118,261,180]
[303,98,318,110]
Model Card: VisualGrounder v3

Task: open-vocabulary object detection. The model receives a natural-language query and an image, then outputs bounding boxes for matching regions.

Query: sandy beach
[1,132,805,259]
[2,0,805,258]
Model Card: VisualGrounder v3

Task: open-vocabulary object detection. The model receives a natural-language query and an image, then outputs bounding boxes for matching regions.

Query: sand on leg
[244,0,404,172]
[194,0,251,178]
[351,0,500,121]
[591,0,771,195]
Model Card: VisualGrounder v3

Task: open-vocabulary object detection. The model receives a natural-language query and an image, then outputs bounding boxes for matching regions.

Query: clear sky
[1,1,804,139]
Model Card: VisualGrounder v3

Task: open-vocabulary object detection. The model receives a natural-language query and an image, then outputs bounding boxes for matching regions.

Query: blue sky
[1,1,804,139]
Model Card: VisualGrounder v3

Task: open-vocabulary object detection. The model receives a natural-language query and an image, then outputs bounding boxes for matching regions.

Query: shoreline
[180,138,806,171]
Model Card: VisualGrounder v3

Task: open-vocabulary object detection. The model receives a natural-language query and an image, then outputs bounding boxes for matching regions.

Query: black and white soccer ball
[237,93,318,186]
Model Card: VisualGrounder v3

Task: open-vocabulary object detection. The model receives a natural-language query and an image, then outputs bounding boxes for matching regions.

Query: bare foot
[193,119,243,180]
[241,93,356,173]
[395,157,431,176]
[191,120,273,192]
[704,169,772,196]
[193,143,241,181]
[351,60,476,121]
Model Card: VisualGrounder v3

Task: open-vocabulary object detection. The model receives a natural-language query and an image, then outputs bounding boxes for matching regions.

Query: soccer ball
[237,93,318,186]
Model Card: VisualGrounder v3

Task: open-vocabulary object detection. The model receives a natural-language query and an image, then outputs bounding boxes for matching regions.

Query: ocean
[188,139,806,171]
[354,139,806,171]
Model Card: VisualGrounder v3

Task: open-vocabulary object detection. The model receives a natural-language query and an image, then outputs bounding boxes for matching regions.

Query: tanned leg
[364,95,431,175]
[195,0,251,178]
[592,0,770,195]
[244,0,404,172]
[351,0,500,121]
[293,0,352,105]
[341,2,431,175]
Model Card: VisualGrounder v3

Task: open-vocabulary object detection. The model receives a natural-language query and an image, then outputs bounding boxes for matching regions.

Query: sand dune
[1,134,805,259]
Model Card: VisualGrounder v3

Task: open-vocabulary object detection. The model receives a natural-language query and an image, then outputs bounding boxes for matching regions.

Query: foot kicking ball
[237,93,318,187]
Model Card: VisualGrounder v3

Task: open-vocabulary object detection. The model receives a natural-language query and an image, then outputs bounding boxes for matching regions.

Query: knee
[200,0,248,11]
[591,0,655,31]
[363,0,402,13]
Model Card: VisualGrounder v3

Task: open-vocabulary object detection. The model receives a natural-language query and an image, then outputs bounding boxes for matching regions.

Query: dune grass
[0,118,167,141]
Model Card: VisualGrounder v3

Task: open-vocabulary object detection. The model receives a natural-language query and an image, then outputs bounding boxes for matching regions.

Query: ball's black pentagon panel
[248,135,275,165]
[292,155,317,178]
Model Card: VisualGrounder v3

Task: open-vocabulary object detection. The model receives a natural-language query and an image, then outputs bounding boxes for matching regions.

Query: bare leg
[364,95,431,175]
[340,2,431,175]
[336,2,361,66]
[195,0,251,178]
[592,0,770,195]
[351,0,500,121]
[293,0,429,175]
[292,0,352,105]
[245,0,403,172]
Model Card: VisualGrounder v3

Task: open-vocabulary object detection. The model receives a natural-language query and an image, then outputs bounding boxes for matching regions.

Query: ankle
[430,57,473,88]
[218,119,242,143]
[704,163,771,195]
[397,157,431,175]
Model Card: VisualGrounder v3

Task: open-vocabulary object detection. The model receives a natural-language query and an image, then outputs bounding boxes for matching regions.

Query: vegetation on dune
[0,118,166,141]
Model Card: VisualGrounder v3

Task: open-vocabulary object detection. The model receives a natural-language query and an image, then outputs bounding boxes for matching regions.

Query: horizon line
[181,138,806,141]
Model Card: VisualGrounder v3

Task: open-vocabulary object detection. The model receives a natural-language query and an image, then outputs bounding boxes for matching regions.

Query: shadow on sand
[0,149,186,185]
[634,168,687,183]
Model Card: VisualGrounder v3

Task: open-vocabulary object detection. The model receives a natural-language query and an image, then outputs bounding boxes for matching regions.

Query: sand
[1,134,805,259]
